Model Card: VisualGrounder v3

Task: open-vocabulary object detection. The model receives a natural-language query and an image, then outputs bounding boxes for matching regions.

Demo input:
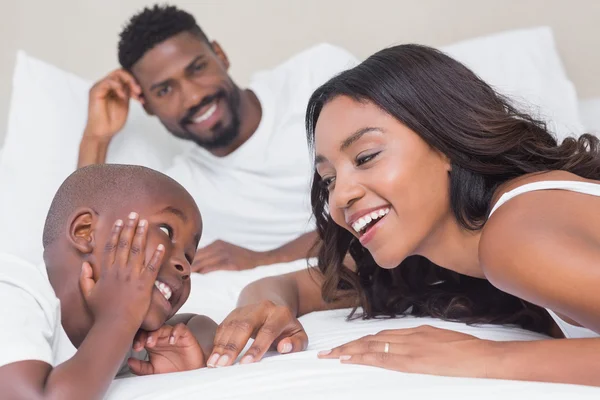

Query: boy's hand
[84,69,143,142]
[79,212,165,330]
[128,323,206,375]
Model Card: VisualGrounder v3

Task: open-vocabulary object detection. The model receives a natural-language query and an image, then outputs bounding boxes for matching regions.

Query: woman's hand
[318,325,497,378]
[207,300,309,367]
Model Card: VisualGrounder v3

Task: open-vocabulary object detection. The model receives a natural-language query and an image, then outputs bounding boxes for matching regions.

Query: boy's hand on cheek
[80,213,165,330]
[128,323,206,375]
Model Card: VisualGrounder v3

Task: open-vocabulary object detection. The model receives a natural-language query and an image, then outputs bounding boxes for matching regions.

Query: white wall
[1,0,599,146]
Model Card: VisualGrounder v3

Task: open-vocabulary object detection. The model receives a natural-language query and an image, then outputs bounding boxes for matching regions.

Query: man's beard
[177,88,242,150]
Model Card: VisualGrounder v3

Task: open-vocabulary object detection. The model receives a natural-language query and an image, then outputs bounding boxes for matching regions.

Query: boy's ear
[211,41,230,71]
[67,208,97,254]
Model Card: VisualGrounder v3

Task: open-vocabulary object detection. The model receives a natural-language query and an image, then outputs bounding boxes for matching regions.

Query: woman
[208,45,600,386]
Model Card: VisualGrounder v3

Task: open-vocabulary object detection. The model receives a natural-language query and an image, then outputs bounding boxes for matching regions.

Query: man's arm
[192,231,319,273]
[77,69,142,168]
[262,231,319,265]
[78,136,111,168]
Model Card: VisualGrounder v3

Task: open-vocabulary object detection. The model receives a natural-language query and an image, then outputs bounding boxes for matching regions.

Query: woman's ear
[211,41,230,70]
[67,208,97,254]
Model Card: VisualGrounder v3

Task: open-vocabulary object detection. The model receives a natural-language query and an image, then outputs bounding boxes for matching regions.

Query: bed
[103,261,600,399]
[1,27,600,398]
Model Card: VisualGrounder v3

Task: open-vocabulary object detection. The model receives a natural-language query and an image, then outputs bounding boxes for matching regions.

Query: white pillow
[0,51,189,265]
[441,26,584,141]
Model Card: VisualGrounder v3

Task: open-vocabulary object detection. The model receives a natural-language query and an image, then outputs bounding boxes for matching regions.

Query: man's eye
[159,225,173,239]
[157,86,171,97]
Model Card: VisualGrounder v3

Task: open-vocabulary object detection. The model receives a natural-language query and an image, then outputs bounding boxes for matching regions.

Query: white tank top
[489,180,600,339]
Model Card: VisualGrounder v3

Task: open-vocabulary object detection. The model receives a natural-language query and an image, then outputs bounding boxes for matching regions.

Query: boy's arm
[0,319,138,400]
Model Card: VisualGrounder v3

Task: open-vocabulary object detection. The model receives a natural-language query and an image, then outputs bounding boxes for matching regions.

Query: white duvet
[105,261,600,399]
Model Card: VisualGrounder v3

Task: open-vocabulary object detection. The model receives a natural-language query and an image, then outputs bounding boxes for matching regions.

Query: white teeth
[154,280,172,301]
[351,208,390,233]
[194,103,217,123]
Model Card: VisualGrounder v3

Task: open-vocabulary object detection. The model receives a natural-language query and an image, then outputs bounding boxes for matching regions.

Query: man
[78,4,357,273]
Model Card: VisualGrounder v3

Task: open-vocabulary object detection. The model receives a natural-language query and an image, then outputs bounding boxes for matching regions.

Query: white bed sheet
[107,309,600,399]
[103,262,600,399]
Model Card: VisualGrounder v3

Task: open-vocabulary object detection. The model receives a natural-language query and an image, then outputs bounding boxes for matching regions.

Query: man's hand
[207,300,308,368]
[128,323,206,375]
[192,240,269,274]
[83,69,142,142]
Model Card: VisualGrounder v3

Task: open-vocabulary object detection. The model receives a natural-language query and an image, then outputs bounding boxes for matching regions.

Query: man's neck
[208,89,262,157]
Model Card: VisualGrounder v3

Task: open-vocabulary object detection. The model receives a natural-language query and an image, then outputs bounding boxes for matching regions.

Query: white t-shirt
[166,43,358,251]
[0,252,75,368]
[0,253,144,374]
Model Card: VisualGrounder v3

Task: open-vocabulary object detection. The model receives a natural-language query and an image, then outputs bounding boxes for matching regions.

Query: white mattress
[105,261,600,399]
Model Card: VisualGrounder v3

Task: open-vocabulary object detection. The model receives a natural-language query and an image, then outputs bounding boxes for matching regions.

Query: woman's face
[314,96,452,268]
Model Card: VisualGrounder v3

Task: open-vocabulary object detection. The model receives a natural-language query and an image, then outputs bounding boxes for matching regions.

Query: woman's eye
[159,225,173,239]
[319,176,335,191]
[356,151,380,166]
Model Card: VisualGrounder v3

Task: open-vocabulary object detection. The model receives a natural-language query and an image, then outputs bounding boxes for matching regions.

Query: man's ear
[141,96,155,116]
[67,208,97,254]
[210,41,230,70]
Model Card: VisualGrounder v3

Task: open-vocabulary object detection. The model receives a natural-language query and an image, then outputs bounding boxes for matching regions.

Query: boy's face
[92,190,202,331]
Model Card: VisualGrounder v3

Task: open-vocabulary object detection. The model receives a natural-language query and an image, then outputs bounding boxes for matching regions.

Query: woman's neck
[415,214,485,278]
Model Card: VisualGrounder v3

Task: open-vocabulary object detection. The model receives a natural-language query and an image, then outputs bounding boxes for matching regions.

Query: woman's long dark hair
[306,44,600,334]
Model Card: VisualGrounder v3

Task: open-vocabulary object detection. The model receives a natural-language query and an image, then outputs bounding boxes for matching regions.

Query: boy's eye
[159,225,173,239]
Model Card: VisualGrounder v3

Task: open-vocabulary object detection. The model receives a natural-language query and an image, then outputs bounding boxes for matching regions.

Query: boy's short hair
[42,164,177,247]
[118,4,210,71]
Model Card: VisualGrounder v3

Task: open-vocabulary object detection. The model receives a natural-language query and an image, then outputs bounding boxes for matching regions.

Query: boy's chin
[140,309,170,332]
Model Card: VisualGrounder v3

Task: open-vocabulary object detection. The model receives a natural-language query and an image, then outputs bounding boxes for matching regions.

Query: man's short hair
[118,4,210,70]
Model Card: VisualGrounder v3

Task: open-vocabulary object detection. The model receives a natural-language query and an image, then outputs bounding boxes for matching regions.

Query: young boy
[0,164,217,399]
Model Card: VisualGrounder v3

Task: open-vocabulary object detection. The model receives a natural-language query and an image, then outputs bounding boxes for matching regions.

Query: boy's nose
[172,259,191,280]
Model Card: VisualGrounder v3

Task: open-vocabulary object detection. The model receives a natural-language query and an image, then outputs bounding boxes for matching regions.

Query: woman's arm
[480,190,600,333]
[208,267,356,367]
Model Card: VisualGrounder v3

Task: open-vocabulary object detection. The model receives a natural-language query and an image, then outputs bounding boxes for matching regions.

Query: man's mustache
[180,90,226,126]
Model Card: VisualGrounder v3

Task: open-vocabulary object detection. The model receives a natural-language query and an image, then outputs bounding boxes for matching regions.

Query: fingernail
[169,336,175,345]
[157,244,165,251]
[318,349,332,356]
[115,219,123,227]
[207,354,219,368]
[240,355,254,364]
[129,211,138,219]
[146,337,152,345]
[138,219,147,228]
[216,355,230,367]
[281,343,293,354]
[340,355,351,361]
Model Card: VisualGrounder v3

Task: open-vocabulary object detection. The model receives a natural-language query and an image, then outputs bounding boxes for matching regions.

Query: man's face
[132,31,241,150]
